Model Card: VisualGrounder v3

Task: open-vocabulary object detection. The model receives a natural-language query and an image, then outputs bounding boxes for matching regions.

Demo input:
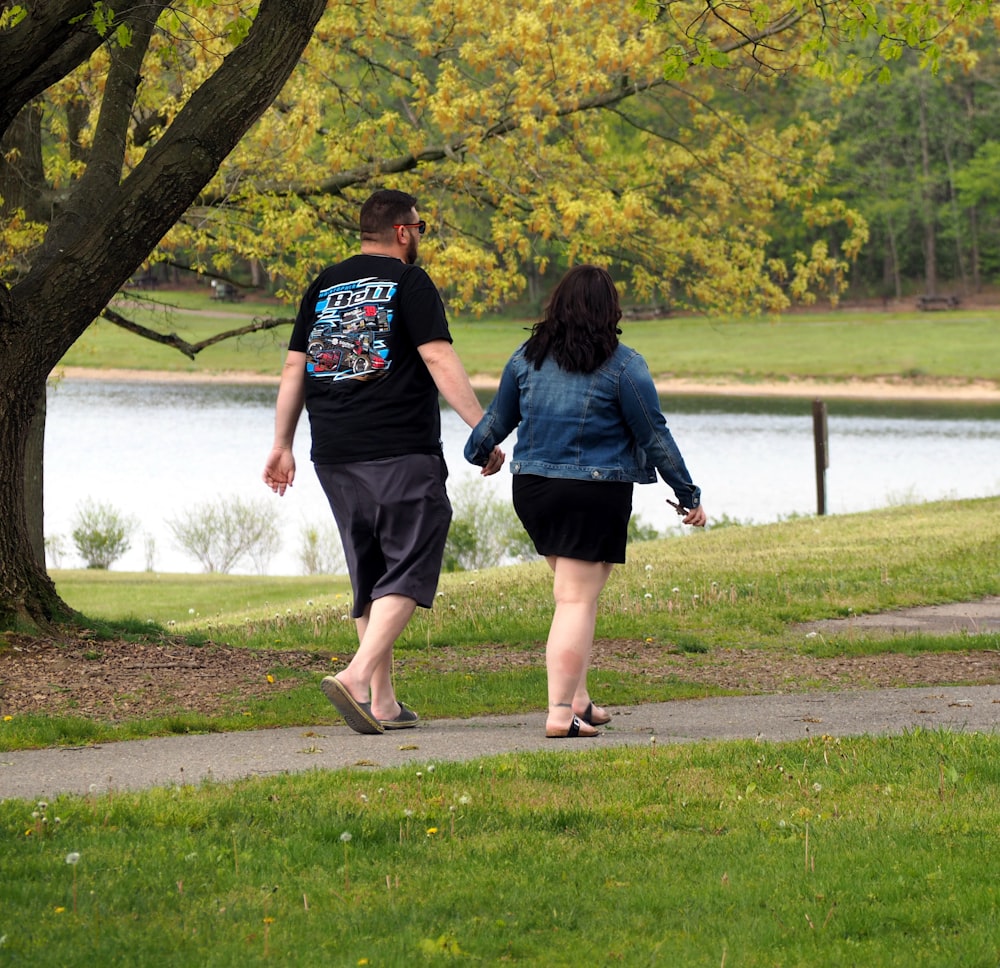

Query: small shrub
[70,499,137,569]
[627,516,661,543]
[299,522,346,575]
[167,497,281,574]
[444,480,537,572]
[44,534,67,569]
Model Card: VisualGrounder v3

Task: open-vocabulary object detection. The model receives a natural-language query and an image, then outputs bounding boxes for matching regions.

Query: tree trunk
[24,389,45,567]
[0,349,74,628]
[917,84,938,296]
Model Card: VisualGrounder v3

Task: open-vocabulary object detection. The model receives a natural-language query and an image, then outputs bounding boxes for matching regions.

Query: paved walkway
[3,684,998,801]
[5,599,999,801]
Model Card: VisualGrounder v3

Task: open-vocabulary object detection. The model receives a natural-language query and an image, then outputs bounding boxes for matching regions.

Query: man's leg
[335,594,417,721]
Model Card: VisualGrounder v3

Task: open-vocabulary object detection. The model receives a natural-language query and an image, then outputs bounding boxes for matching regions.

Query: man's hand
[263,447,296,496]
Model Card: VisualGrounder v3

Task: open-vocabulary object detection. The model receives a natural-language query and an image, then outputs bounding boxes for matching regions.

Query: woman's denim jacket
[465,343,701,509]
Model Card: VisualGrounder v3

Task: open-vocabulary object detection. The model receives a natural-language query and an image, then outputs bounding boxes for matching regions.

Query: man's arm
[262,350,307,496]
[417,339,483,427]
[418,339,504,476]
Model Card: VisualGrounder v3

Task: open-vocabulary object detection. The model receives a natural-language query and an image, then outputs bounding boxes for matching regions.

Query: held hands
[480,445,505,477]
[262,447,296,496]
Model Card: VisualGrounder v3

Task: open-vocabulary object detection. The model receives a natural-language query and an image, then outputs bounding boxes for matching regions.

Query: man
[263,189,503,734]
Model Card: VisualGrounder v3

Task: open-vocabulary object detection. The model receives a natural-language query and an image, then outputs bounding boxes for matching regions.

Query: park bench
[916,294,960,311]
[211,280,245,302]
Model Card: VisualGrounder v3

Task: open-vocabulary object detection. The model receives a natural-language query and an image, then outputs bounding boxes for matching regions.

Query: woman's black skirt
[512,474,633,563]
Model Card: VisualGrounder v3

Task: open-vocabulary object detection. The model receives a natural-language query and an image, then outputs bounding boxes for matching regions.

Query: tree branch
[0,1,107,136]
[37,4,169,264]
[100,306,293,360]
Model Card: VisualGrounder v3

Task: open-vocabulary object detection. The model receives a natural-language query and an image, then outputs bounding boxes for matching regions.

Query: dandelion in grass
[341,831,352,889]
[426,827,438,837]
[3,715,12,722]
[66,852,80,913]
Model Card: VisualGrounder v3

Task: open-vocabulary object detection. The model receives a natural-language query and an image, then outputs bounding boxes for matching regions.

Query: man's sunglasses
[394,221,426,235]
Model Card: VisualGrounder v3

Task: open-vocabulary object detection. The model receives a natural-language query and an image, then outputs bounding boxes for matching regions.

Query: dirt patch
[2,630,999,722]
[0,636,330,722]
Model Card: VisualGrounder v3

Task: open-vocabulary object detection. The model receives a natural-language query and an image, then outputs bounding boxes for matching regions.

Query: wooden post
[812,399,829,516]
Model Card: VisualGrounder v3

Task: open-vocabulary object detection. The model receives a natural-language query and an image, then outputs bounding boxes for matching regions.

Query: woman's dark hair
[360,189,418,240]
[523,264,622,373]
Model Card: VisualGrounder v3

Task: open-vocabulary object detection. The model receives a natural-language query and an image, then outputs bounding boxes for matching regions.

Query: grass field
[3,729,1000,966]
[5,299,998,965]
[60,289,1000,385]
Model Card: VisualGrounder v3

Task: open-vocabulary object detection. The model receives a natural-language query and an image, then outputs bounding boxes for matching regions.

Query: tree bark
[0,0,327,630]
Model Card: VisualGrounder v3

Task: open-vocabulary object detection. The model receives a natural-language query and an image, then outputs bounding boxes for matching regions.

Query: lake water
[43,380,1000,575]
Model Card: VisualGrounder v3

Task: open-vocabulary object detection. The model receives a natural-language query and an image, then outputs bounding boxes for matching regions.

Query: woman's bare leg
[544,556,613,735]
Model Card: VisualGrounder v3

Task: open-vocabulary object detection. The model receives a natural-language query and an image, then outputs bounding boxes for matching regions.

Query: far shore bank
[53,365,1000,403]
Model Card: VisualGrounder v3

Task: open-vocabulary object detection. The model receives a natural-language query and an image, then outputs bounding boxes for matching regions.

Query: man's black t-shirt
[289,254,452,464]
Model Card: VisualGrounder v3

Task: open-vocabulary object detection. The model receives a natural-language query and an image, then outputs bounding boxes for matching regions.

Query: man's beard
[405,235,419,265]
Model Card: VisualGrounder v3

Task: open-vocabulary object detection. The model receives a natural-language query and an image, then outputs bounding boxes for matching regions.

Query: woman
[465,265,706,738]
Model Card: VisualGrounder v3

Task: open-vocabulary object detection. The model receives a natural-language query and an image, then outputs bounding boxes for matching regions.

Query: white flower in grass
[65,852,80,865]
[340,831,352,843]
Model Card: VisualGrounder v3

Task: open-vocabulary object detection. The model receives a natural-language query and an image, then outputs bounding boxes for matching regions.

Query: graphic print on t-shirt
[305,276,396,381]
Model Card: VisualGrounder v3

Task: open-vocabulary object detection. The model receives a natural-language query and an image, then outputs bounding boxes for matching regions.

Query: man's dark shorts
[314,454,452,619]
